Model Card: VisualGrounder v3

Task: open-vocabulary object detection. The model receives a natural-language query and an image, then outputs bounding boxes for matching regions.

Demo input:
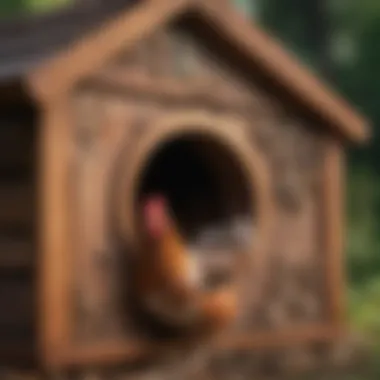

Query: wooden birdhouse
[0,0,370,376]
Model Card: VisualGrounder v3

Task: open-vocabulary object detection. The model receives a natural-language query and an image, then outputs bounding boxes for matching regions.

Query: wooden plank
[58,341,150,369]
[37,97,73,368]
[27,0,192,100]
[218,324,340,350]
[321,138,346,330]
[0,238,33,270]
[89,70,253,109]
[55,324,338,368]
[0,184,34,227]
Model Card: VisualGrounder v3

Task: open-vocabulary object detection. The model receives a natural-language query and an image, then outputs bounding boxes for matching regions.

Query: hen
[135,194,239,339]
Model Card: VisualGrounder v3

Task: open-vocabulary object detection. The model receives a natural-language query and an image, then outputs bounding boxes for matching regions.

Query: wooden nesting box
[0,0,370,373]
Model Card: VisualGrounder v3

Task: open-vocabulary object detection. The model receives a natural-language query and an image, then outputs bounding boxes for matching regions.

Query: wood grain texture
[52,324,338,369]
[89,71,253,110]
[72,93,134,343]
[27,1,357,372]
[27,0,192,101]
[0,1,361,375]
[321,138,346,330]
[65,93,330,367]
[60,32,339,366]
[37,97,73,368]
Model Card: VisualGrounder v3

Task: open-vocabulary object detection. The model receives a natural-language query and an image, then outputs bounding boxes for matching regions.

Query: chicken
[189,285,238,341]
[135,194,239,338]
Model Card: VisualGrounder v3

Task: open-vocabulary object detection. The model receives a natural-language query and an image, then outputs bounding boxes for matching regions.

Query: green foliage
[342,167,380,370]
[0,0,72,17]
[28,0,72,12]
[232,0,257,16]
[346,167,380,285]
[256,0,329,73]
[350,279,380,338]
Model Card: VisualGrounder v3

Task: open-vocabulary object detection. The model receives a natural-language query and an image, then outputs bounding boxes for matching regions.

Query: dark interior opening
[136,132,255,249]
[0,104,37,366]
[132,132,256,338]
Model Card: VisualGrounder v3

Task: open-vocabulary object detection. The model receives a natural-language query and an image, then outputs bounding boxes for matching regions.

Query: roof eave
[25,0,371,144]
[198,1,371,145]
[26,0,193,103]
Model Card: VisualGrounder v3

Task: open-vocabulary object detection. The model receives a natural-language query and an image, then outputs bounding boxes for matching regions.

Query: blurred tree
[232,0,257,18]
[257,0,336,81]
[0,0,25,16]
[255,0,380,164]
[0,0,72,17]
[334,0,380,167]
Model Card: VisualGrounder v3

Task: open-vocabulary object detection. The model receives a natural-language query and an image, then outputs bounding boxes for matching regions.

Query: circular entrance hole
[135,133,255,253]
[115,116,273,333]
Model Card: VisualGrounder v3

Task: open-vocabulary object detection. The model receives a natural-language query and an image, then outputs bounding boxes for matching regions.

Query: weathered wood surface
[0,333,371,379]
[25,15,345,377]
[70,24,328,351]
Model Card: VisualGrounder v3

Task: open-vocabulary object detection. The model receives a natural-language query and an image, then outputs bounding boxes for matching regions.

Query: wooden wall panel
[84,23,330,335]
[43,22,345,376]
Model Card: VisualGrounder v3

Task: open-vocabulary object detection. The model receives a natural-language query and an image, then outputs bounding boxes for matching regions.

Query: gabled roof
[0,0,135,80]
[25,0,370,143]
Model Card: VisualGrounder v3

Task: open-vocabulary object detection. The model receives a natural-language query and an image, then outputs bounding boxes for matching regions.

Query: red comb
[142,194,168,236]
[143,194,167,213]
